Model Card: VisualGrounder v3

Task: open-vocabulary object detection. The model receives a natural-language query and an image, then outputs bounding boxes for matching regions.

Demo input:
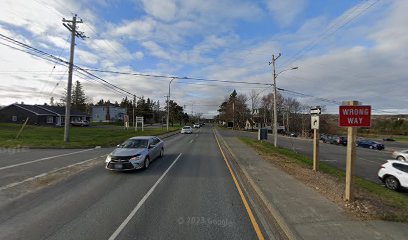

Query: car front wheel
[384,176,400,191]
[160,148,164,158]
[144,157,150,169]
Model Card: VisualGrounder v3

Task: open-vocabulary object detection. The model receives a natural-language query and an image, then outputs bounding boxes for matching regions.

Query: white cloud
[85,38,133,63]
[46,36,69,49]
[76,49,99,65]
[141,41,171,60]
[111,17,156,39]
[264,0,307,26]
[141,0,178,22]
[134,51,144,60]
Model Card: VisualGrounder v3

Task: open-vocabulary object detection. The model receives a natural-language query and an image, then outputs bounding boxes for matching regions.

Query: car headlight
[130,155,142,161]
[105,154,111,163]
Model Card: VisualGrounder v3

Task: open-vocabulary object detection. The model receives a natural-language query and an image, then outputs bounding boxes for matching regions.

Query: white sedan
[378,160,408,190]
[181,126,193,134]
[392,149,408,161]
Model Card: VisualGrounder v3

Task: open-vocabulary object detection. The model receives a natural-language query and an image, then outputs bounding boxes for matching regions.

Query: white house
[92,105,127,122]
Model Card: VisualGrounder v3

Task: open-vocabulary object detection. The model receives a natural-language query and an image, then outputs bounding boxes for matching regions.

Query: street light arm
[276,67,298,78]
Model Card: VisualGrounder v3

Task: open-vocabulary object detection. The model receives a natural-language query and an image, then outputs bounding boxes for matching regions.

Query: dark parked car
[321,134,330,143]
[383,138,395,142]
[337,136,347,146]
[356,140,384,150]
[327,135,339,144]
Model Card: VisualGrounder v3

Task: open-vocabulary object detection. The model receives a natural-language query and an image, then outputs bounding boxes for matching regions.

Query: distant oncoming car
[193,123,200,128]
[288,132,297,137]
[356,140,384,150]
[181,126,193,134]
[378,160,408,191]
[105,136,164,171]
[392,149,408,162]
[71,120,89,127]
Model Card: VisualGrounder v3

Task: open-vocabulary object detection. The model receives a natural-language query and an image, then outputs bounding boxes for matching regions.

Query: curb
[214,128,301,240]
[159,130,180,139]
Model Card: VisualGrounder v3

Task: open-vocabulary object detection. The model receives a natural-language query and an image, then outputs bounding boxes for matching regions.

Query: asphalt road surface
[218,129,408,183]
[0,127,267,240]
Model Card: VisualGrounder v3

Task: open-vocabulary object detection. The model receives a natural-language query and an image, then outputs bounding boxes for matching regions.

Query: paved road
[0,127,266,240]
[219,129,408,183]
[0,148,113,189]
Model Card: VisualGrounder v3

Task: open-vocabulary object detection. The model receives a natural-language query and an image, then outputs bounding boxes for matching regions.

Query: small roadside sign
[311,115,319,129]
[310,107,321,115]
[339,105,371,127]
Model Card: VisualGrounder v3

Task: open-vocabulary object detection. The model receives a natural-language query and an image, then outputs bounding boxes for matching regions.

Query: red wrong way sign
[339,105,371,127]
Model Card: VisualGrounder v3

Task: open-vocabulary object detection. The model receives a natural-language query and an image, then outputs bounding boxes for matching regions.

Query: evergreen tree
[60,80,88,112]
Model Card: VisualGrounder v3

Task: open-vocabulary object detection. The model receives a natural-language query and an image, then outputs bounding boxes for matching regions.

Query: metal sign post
[339,101,371,201]
[310,107,321,172]
[135,117,144,131]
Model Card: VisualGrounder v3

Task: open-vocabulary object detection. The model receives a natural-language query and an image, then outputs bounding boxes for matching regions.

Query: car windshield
[119,139,148,148]
[183,127,190,129]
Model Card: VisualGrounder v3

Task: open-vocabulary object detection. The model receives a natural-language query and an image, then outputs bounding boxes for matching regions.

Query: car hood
[111,148,146,157]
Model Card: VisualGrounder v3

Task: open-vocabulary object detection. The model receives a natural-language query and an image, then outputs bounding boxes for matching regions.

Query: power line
[83,68,272,86]
[0,32,139,99]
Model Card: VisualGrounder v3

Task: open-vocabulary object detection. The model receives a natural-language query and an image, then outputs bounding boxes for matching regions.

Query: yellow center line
[213,129,265,240]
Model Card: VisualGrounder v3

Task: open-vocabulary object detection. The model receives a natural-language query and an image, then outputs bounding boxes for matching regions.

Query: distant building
[91,105,127,122]
[0,104,87,126]
[245,117,269,131]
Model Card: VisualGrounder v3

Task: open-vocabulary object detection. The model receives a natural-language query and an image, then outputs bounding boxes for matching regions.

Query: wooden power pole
[62,14,85,142]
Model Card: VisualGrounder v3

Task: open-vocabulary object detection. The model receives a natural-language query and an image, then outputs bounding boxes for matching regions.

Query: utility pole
[166,95,170,131]
[269,53,281,147]
[62,14,85,142]
[167,78,175,131]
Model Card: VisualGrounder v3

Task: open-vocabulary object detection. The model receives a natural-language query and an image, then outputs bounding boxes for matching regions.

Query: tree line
[217,89,408,137]
[216,89,313,137]
[51,80,190,124]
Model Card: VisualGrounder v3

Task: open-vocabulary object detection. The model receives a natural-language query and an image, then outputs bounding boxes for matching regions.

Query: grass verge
[0,123,179,148]
[239,137,408,222]
[393,136,408,142]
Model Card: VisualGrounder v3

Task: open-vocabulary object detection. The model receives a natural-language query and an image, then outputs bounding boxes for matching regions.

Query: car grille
[107,162,134,170]
[110,156,131,162]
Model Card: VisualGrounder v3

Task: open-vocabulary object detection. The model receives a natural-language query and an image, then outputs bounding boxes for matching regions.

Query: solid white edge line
[0,154,107,191]
[0,148,96,171]
[108,153,183,240]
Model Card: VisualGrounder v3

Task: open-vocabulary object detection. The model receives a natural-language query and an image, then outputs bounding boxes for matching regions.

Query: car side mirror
[149,144,155,149]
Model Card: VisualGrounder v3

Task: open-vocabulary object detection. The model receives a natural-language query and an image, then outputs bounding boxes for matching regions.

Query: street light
[270,53,298,147]
[167,78,175,131]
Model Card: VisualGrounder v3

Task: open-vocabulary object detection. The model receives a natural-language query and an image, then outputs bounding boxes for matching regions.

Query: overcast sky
[0,0,407,117]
